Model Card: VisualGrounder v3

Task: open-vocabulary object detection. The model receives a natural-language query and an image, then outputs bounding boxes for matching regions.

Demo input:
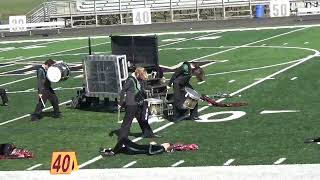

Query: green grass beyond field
[0,25,320,170]
[0,0,43,22]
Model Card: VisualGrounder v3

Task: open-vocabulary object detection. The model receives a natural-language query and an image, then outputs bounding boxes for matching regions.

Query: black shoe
[53,113,63,118]
[100,148,115,156]
[31,115,40,121]
[142,134,162,138]
[188,116,201,120]
[109,130,119,137]
[304,137,320,143]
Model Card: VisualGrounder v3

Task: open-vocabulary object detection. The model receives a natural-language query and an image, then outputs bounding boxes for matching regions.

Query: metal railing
[26,0,319,25]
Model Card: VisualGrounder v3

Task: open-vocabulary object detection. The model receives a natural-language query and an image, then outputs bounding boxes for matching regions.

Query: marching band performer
[31,59,62,121]
[0,88,8,106]
[118,67,161,139]
[168,62,200,121]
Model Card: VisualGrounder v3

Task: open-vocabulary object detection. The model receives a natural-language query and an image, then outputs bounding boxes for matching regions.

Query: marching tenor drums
[145,98,163,117]
[182,87,200,109]
[47,62,71,83]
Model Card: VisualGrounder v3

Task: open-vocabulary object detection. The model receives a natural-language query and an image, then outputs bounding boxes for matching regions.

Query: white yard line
[3,42,109,63]
[161,60,220,71]
[0,114,31,126]
[0,76,36,87]
[162,46,226,51]
[260,110,300,114]
[0,36,109,44]
[52,51,110,57]
[4,32,219,63]
[123,161,137,168]
[254,77,275,81]
[0,40,61,53]
[0,66,33,75]
[197,81,206,85]
[171,160,185,167]
[228,80,236,83]
[74,74,84,79]
[7,87,81,94]
[223,159,235,166]
[159,31,223,48]
[26,164,42,171]
[198,106,210,111]
[273,158,286,165]
[291,77,298,80]
[0,63,17,69]
[200,61,217,68]
[0,74,32,77]
[206,60,300,77]
[0,100,71,126]
[190,28,308,62]
[78,156,103,169]
[161,45,316,52]
[0,61,42,70]
[229,53,318,97]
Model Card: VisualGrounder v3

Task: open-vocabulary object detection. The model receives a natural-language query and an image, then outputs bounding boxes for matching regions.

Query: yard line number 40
[132,8,152,25]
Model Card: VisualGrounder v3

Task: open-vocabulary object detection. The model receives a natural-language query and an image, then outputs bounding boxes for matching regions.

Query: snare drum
[47,62,71,83]
[182,87,200,109]
[145,98,163,117]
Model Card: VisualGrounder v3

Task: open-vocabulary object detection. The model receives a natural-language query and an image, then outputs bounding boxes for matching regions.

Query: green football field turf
[0,25,320,171]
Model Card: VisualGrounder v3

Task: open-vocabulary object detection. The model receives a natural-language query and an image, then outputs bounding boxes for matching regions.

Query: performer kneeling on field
[118,67,161,139]
[168,61,200,121]
[0,88,8,106]
[31,59,62,121]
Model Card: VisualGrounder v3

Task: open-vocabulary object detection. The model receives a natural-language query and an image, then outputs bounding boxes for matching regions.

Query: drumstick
[40,97,46,108]
[165,89,169,102]
[117,106,121,123]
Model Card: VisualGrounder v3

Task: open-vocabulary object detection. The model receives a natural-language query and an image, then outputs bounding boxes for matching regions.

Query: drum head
[47,67,61,83]
[185,87,200,100]
[144,98,163,103]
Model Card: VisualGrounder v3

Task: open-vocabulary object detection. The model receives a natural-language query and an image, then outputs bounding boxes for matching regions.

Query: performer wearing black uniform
[100,138,167,156]
[118,67,160,139]
[0,88,8,106]
[31,59,62,121]
[168,62,200,121]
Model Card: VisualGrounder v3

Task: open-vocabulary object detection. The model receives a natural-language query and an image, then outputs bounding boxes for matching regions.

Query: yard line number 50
[132,8,152,25]
[270,0,290,17]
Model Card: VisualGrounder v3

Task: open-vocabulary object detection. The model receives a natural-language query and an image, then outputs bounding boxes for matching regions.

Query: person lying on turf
[100,138,198,156]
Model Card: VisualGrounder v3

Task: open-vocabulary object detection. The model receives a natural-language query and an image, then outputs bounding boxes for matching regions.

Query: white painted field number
[9,16,27,32]
[132,8,152,25]
[197,111,246,123]
[270,0,290,17]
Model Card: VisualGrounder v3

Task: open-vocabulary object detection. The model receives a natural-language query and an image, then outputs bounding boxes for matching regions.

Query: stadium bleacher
[73,0,257,13]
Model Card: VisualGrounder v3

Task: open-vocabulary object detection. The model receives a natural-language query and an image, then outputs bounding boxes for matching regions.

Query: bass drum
[47,62,71,83]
